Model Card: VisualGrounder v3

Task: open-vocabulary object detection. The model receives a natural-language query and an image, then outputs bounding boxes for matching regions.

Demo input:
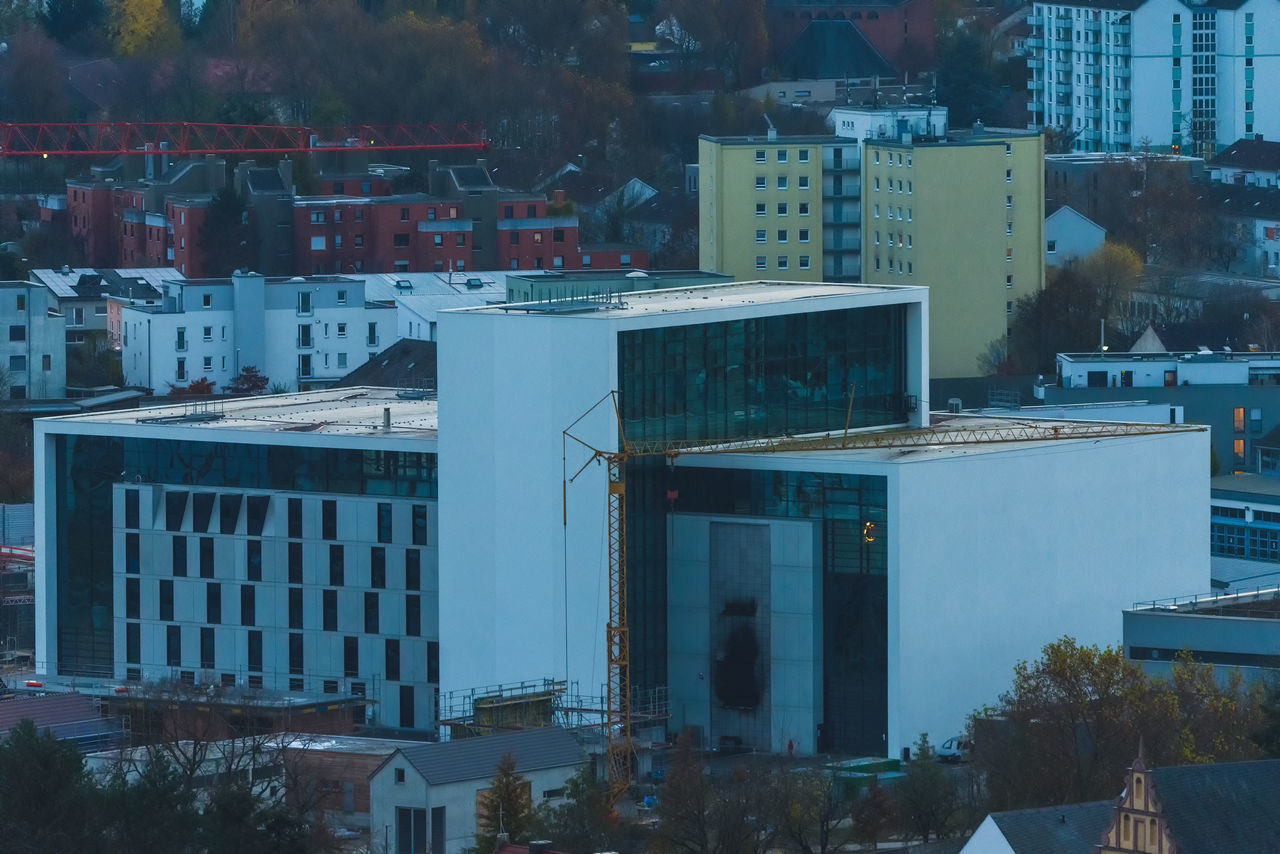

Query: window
[393,233,410,248]
[344,636,359,677]
[166,625,181,667]
[298,291,311,314]
[1234,407,1246,432]
[1005,143,1013,156]
[241,585,255,626]
[371,547,386,589]
[756,256,767,270]
[310,210,325,224]
[289,633,304,675]
[200,537,214,578]
[406,594,421,637]
[337,323,347,338]
[1007,300,1014,315]
[248,630,262,672]
[7,356,23,373]
[799,256,810,269]
[1006,275,1014,288]
[1006,169,1013,183]
[1006,222,1013,236]
[334,234,342,249]
[777,150,788,163]
[323,589,338,631]
[322,500,337,539]
[310,236,326,251]
[207,583,222,624]
[1047,240,1057,253]
[399,207,409,222]
[755,149,766,163]
[875,177,881,191]
[777,256,789,270]
[756,203,766,216]
[777,229,788,243]
[159,579,174,621]
[8,326,24,342]
[874,204,880,218]
[354,234,363,249]
[406,550,421,590]
[385,637,400,680]
[777,203,788,216]
[1006,195,1013,209]
[798,176,809,190]
[203,356,212,372]
[330,544,345,586]
[365,592,380,634]
[798,149,810,162]
[203,293,211,308]
[756,176,766,190]
[756,229,766,244]
[14,295,23,312]
[247,540,262,582]
[289,542,303,584]
[1006,248,1014,261]
[799,202,810,216]
[289,586,303,629]
[799,229,810,243]
[377,502,393,543]
[777,176,788,190]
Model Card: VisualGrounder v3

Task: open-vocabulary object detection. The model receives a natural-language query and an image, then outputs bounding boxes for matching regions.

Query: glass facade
[647,466,889,756]
[619,305,906,754]
[618,305,909,444]
[52,433,437,676]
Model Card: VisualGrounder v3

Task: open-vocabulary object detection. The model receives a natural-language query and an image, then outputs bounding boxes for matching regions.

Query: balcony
[1112,21,1131,34]
[823,160,860,173]
[1113,131,1132,145]
[1080,18,1100,31]
[1113,66,1131,79]
[297,335,314,349]
[1026,36,1044,48]
[1114,107,1132,121]
[1028,99,1045,113]
[1028,57,1044,69]
[1080,107,1102,120]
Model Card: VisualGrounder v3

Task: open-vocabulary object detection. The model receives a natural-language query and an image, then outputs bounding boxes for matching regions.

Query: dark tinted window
[165,491,188,531]
[289,632,304,675]
[125,533,140,574]
[248,630,262,672]
[126,622,140,664]
[166,625,181,666]
[159,579,174,621]
[206,582,221,624]
[289,542,303,584]
[240,585,255,627]
[289,587,303,629]
[323,589,338,632]
[329,545,344,586]
[405,550,420,591]
[124,489,139,529]
[125,578,139,619]
[427,641,439,684]
[344,636,359,677]
[200,537,214,578]
[385,638,400,681]
[377,503,393,543]
[172,536,187,577]
[192,492,216,533]
[412,505,427,545]
[219,494,243,534]
[364,592,379,634]
[322,500,337,540]
[288,497,302,538]
[247,540,262,582]
[406,594,420,637]
[246,496,270,537]
[371,548,386,588]
[200,627,215,669]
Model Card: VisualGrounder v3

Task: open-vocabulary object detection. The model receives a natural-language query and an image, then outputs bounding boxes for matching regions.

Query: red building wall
[169,201,210,278]
[67,183,117,267]
[294,199,473,275]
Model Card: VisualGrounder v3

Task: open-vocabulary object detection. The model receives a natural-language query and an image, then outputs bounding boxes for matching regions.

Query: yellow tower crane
[565,390,1204,807]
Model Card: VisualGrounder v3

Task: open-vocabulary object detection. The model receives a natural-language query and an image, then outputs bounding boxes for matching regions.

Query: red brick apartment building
[53,159,645,278]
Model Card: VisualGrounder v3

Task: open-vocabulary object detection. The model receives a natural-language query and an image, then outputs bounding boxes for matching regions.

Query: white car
[937,736,972,763]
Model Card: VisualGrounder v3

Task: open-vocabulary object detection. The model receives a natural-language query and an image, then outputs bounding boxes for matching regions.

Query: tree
[100,753,200,854]
[40,0,108,49]
[111,0,182,56]
[770,767,853,854]
[198,188,256,278]
[1255,675,1280,758]
[1079,242,1143,323]
[851,779,896,849]
[0,719,104,854]
[652,731,712,854]
[531,768,619,854]
[934,31,1000,127]
[471,753,534,851]
[228,366,270,395]
[895,734,956,842]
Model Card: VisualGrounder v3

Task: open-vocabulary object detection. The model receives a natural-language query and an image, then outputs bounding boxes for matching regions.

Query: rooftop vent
[465,278,483,289]
[395,280,413,290]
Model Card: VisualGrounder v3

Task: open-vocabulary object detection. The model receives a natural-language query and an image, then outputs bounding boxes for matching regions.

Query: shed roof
[388,727,585,786]
[986,800,1115,853]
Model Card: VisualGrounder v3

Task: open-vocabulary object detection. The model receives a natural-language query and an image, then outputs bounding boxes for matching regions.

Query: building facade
[119,272,394,393]
[0,281,67,401]
[861,129,1046,378]
[34,389,440,733]
[1027,0,1280,154]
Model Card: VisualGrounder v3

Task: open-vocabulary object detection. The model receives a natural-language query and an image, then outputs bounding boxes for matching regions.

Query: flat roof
[1211,473,1280,502]
[40,387,438,440]
[463,280,924,317]
[1131,586,1280,619]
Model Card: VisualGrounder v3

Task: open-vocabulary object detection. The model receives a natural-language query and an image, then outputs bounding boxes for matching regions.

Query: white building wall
[889,429,1206,753]
[960,816,1017,854]
[1045,207,1105,267]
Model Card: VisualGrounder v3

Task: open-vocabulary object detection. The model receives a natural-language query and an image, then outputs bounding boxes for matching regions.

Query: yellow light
[863,521,877,543]
[41,153,48,159]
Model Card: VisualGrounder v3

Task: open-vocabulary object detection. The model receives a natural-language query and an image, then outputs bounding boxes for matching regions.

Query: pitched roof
[1153,759,1280,853]
[986,800,1115,853]
[389,727,585,786]
[334,339,437,389]
[778,20,895,80]
[1213,137,1280,171]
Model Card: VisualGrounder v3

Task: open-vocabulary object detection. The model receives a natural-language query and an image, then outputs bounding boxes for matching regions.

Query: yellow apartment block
[862,130,1045,378]
[699,135,832,282]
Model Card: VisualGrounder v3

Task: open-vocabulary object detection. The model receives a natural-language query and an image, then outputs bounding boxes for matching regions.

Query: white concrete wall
[1045,208,1105,267]
[890,429,1207,753]
[667,514,821,755]
[960,816,1016,854]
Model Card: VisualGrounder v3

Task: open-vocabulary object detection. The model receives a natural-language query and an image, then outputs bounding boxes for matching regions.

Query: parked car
[937,736,972,763]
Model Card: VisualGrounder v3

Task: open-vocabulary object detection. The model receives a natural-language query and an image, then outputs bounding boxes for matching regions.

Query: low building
[1208,136,1280,188]
[29,267,172,347]
[0,281,67,401]
[1044,205,1105,268]
[369,727,587,854]
[1126,586,1280,683]
[1209,472,1280,590]
[962,800,1114,854]
[119,272,395,393]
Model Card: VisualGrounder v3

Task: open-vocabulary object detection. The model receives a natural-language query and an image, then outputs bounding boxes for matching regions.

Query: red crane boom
[0,122,488,156]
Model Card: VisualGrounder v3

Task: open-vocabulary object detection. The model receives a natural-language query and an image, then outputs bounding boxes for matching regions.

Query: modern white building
[0,281,66,401]
[119,272,395,393]
[1027,0,1280,154]
[438,280,1205,758]
[361,272,507,343]
[33,388,440,732]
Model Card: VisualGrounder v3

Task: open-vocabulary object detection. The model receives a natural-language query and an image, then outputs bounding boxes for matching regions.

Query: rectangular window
[207,582,221,624]
[756,203,766,216]
[755,229,766,244]
[330,544,345,586]
[755,176,766,190]
[247,540,262,582]
[1234,407,1246,432]
[344,636,359,677]
[406,594,421,637]
[240,585,255,627]
[200,627,215,669]
[777,229,788,243]
[248,630,262,672]
[172,536,187,577]
[400,685,415,728]
[777,176,788,190]
[168,492,191,535]
[799,229,810,242]
[289,632,304,675]
[756,256,767,270]
[365,592,380,634]
[799,202,810,216]
[406,550,421,590]
[323,588,338,632]
[799,255,811,269]
[377,502,393,543]
[798,149,809,162]
[288,497,302,538]
[777,203,788,216]
[289,586,303,630]
[126,532,140,574]
[126,622,140,664]
[755,149,766,163]
[200,537,214,578]
[159,579,177,622]
[126,577,140,620]
[428,641,439,684]
[8,325,25,342]
[219,494,241,534]
[385,638,400,681]
[777,256,789,270]
[371,547,386,588]
[412,505,428,545]
[322,500,337,540]
[166,625,181,667]
[288,541,303,584]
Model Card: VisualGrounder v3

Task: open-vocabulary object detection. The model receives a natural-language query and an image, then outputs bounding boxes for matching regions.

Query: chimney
[383,407,391,431]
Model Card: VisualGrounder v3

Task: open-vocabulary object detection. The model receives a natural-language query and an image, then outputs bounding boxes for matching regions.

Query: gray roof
[986,800,1114,853]
[1153,759,1280,853]
[391,728,586,786]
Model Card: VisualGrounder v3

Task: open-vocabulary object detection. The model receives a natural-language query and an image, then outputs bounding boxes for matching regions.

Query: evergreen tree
[0,720,104,853]
[197,188,256,277]
[471,753,534,851]
[896,734,956,843]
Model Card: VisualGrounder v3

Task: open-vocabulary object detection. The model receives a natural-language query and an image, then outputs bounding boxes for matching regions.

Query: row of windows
[754,148,811,164]
[873,178,913,194]
[754,229,811,244]
[756,202,811,216]
[1209,522,1280,561]
[872,151,913,167]
[872,205,913,221]
[124,533,426,589]
[755,176,812,191]
[124,622,440,685]
[754,255,812,271]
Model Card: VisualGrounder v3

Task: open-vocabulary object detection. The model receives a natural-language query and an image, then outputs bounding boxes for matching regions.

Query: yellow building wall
[861,134,1045,378]
[699,137,825,282]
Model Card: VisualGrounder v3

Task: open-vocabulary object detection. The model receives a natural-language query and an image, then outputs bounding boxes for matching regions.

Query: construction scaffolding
[438,679,669,744]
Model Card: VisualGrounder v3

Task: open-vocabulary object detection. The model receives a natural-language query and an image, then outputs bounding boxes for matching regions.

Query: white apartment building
[1027,0,1280,154]
[34,388,440,732]
[0,281,67,400]
[120,272,395,393]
